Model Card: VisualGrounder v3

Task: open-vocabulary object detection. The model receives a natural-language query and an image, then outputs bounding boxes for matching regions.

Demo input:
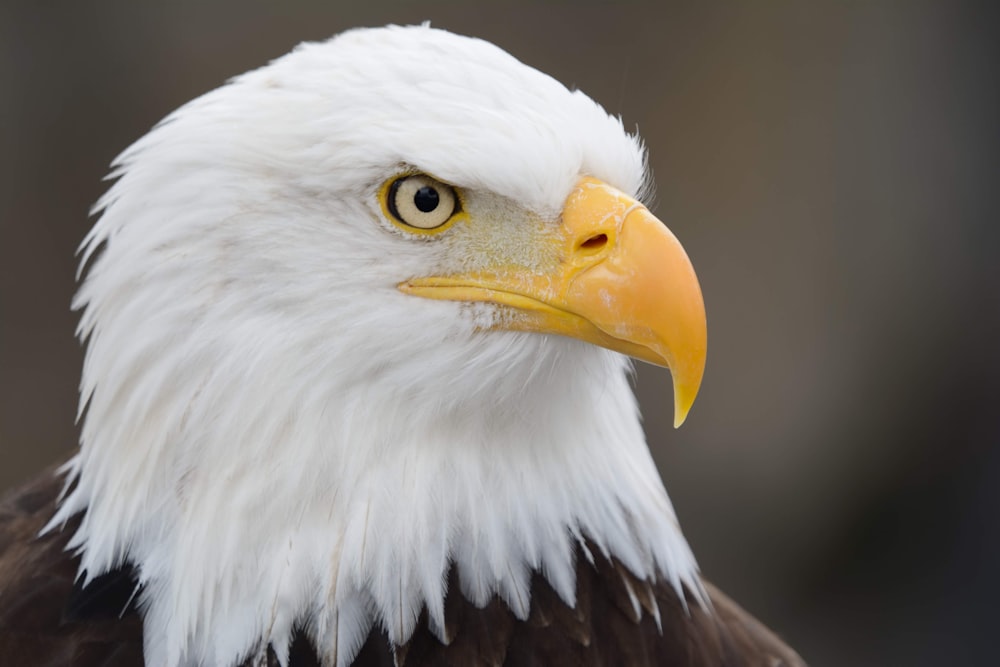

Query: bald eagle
[0,25,804,667]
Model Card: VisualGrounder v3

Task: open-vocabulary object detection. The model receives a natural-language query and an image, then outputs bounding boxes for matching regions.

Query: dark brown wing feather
[0,464,143,667]
[1,468,803,667]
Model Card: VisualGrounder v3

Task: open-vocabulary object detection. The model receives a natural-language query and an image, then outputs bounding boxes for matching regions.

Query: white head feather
[48,24,701,667]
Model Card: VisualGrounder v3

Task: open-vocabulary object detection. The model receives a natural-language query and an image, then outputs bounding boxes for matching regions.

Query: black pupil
[413,186,440,213]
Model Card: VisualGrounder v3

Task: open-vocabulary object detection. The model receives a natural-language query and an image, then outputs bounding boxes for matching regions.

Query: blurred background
[1,0,997,664]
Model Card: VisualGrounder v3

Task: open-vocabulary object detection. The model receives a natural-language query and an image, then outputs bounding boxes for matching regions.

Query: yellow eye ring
[379,173,464,235]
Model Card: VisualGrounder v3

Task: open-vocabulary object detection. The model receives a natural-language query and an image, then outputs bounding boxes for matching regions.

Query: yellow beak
[400,177,707,427]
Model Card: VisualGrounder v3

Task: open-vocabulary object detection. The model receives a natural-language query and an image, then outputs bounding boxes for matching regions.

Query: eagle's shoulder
[0,465,143,667]
[698,580,806,667]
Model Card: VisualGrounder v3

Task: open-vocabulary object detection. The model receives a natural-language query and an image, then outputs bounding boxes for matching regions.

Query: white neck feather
[50,332,699,667]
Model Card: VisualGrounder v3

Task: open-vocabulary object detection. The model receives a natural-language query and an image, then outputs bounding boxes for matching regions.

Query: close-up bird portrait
[1,2,997,666]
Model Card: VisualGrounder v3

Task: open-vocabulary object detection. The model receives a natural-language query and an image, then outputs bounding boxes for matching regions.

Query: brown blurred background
[2,1,998,664]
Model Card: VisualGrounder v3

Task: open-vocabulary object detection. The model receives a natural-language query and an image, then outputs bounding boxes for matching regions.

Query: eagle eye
[383,174,459,232]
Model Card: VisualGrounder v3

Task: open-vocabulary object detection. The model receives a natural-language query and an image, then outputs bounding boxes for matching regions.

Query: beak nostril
[579,233,608,253]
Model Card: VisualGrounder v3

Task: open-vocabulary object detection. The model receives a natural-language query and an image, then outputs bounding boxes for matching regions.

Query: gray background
[2,1,998,664]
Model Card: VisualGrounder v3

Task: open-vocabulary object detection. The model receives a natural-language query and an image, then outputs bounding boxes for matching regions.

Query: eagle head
[52,25,707,667]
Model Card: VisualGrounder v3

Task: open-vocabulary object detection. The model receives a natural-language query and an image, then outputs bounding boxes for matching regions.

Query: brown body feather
[0,466,804,667]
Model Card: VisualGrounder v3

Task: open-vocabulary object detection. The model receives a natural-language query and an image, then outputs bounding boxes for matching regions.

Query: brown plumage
[0,464,804,666]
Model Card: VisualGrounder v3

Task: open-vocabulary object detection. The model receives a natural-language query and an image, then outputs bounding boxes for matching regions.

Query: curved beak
[400,178,707,427]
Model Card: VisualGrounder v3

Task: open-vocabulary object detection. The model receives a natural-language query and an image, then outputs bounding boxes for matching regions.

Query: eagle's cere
[0,23,803,667]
